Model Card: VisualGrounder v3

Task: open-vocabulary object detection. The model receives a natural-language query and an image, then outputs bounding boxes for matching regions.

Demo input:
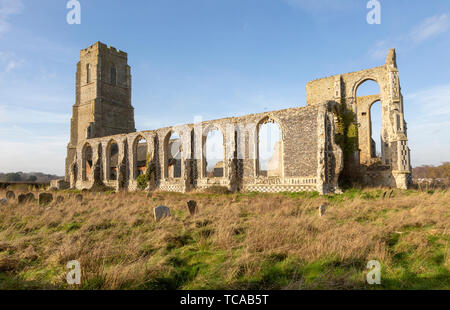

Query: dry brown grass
[0,188,448,289]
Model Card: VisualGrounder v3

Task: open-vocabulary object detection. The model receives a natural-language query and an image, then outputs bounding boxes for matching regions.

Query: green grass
[0,188,448,290]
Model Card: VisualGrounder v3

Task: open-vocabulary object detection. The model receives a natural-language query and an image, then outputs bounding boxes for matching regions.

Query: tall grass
[0,188,448,289]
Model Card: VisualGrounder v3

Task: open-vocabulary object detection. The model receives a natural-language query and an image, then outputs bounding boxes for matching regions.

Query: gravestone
[187,200,198,215]
[319,204,326,217]
[75,194,83,202]
[18,193,35,204]
[388,190,394,198]
[147,192,153,198]
[154,205,170,221]
[39,193,53,206]
[6,191,15,201]
[17,194,27,204]
[26,193,35,201]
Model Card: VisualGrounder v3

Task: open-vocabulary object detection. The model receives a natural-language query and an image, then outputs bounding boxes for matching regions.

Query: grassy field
[0,187,448,290]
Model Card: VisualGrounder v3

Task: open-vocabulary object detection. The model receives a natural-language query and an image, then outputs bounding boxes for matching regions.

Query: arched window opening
[356,79,380,97]
[370,101,382,157]
[108,141,119,180]
[356,80,382,160]
[166,132,181,179]
[111,65,116,86]
[135,137,148,179]
[86,64,91,84]
[204,129,224,178]
[257,118,282,177]
[83,145,93,181]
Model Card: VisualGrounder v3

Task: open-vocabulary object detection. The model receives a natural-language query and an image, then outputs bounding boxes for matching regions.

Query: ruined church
[64,42,411,194]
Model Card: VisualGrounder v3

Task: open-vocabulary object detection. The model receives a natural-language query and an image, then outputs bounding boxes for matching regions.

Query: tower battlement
[80,41,128,58]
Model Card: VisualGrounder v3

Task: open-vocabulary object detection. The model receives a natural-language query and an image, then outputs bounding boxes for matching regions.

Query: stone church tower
[65,42,136,179]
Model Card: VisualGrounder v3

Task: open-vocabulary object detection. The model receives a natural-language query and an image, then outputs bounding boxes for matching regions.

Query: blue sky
[0,0,449,175]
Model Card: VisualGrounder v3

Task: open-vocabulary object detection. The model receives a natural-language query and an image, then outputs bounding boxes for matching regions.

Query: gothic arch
[351,76,381,100]
[256,116,284,177]
[82,143,93,181]
[106,139,119,181]
[132,134,149,180]
[163,129,183,179]
[202,124,226,178]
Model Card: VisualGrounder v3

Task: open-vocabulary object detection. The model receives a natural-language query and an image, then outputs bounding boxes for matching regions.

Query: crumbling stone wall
[65,43,411,193]
[305,49,411,189]
[70,103,342,194]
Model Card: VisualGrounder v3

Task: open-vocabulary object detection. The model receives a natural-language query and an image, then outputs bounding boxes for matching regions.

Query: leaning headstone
[319,204,326,217]
[187,200,198,215]
[56,196,64,203]
[6,191,15,201]
[382,191,387,199]
[388,190,394,198]
[0,198,7,206]
[75,194,83,202]
[39,193,53,206]
[154,205,170,222]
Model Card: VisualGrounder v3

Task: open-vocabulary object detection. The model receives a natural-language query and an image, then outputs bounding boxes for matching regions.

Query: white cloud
[0,136,67,175]
[405,84,450,166]
[369,14,450,60]
[410,14,449,42]
[0,0,23,37]
[0,51,23,72]
[368,40,390,61]
[405,84,450,118]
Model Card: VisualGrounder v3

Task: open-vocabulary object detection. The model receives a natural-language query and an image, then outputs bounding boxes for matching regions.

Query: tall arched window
[356,79,382,159]
[82,144,93,181]
[204,129,224,177]
[370,100,382,157]
[134,136,148,179]
[257,117,282,177]
[111,66,116,86]
[165,131,181,178]
[107,141,119,180]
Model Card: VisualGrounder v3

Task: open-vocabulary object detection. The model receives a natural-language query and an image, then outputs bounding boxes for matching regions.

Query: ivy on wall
[137,153,155,190]
[334,101,359,186]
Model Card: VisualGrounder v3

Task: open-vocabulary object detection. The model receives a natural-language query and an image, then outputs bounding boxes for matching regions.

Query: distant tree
[27,175,38,182]
[413,162,450,185]
[5,173,22,182]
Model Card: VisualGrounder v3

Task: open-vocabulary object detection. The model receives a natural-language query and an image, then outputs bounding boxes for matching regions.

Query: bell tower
[65,42,136,180]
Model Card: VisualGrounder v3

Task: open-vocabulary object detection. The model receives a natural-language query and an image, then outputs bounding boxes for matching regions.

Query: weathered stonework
[306,48,411,189]
[65,43,411,194]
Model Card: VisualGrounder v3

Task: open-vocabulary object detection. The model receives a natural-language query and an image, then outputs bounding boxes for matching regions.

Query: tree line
[0,172,62,183]
[412,162,450,182]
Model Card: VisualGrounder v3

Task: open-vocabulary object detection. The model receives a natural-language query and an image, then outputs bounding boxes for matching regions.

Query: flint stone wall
[70,103,342,194]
